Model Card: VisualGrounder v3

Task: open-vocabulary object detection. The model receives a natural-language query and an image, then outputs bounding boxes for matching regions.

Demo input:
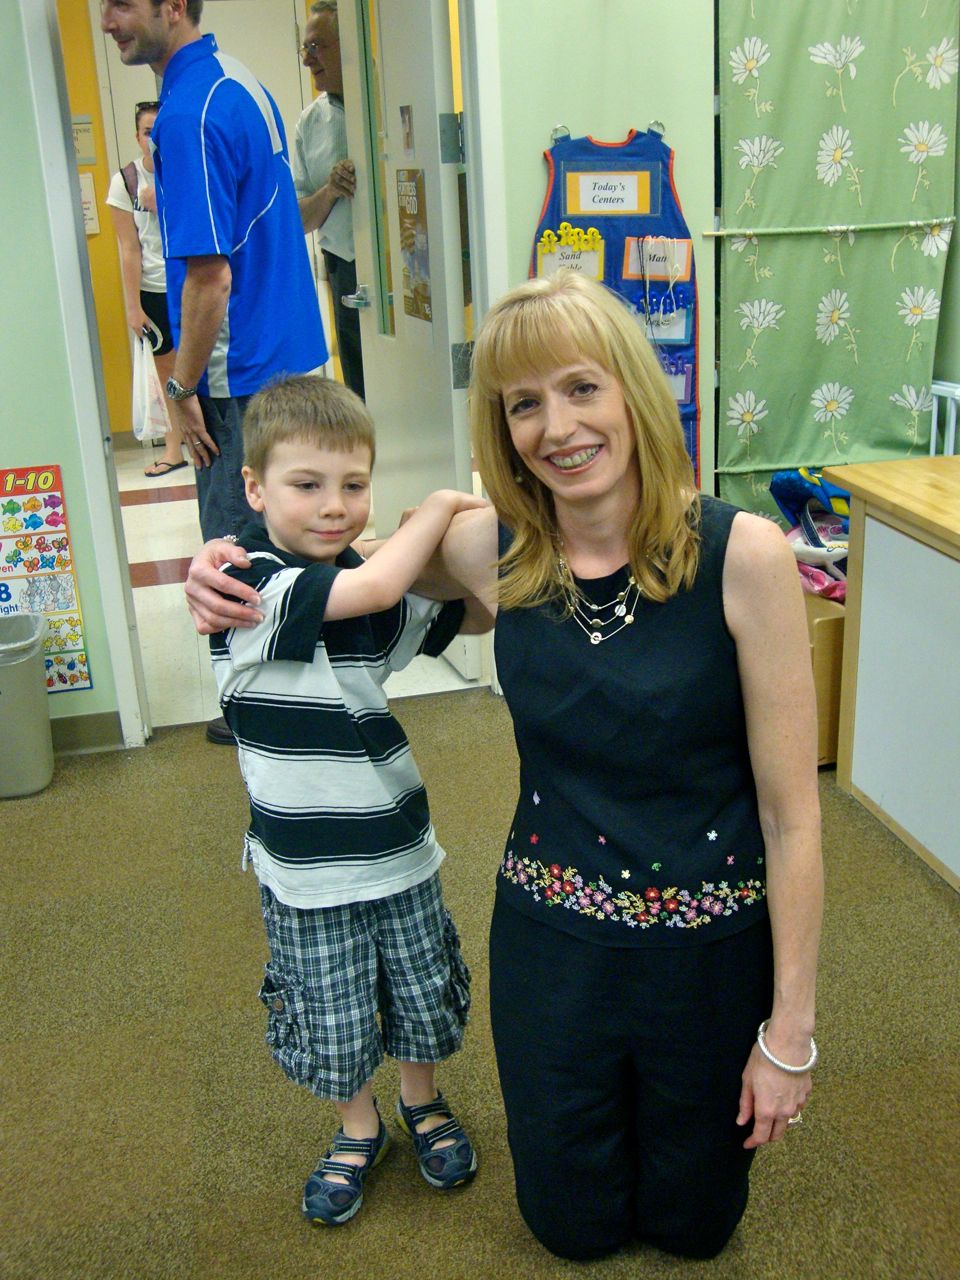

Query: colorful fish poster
[0,465,91,692]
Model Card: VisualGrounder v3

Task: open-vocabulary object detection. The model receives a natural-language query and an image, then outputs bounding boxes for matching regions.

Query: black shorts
[139,289,174,356]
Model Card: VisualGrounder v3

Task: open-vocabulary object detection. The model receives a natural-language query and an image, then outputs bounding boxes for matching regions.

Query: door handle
[342,285,371,309]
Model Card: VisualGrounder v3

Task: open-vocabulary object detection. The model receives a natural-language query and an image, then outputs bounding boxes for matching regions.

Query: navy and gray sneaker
[395,1093,478,1190]
[302,1119,391,1226]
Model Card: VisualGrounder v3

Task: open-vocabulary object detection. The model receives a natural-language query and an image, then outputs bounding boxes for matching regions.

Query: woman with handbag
[106,101,186,478]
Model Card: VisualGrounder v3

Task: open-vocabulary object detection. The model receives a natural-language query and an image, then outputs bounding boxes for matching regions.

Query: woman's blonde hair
[470,270,700,608]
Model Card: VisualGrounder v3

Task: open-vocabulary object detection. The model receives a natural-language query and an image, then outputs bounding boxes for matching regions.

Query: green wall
[0,3,119,726]
[493,0,717,481]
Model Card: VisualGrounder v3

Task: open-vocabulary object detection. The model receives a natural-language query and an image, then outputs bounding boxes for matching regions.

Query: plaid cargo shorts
[257,872,471,1101]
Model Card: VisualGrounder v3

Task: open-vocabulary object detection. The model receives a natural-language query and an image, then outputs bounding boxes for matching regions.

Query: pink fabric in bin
[797,562,846,602]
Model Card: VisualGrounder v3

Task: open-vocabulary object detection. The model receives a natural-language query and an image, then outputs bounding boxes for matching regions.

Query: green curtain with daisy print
[717,0,958,517]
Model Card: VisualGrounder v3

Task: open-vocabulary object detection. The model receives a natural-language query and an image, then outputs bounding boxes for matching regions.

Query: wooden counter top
[823,456,960,553]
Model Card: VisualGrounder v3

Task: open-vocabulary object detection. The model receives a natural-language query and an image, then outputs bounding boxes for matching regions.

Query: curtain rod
[704,216,956,238]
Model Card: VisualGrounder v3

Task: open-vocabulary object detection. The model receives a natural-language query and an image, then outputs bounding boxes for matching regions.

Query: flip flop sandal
[144,460,188,477]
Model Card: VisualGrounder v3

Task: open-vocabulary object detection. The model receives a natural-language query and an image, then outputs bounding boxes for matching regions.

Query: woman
[184,271,822,1262]
[106,101,186,477]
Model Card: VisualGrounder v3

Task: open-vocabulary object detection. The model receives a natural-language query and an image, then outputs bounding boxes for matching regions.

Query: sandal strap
[416,1117,463,1151]
[312,1156,363,1185]
[401,1093,453,1126]
[330,1132,381,1159]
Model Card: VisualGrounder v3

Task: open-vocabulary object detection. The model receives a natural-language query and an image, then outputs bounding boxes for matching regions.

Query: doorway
[85,0,488,729]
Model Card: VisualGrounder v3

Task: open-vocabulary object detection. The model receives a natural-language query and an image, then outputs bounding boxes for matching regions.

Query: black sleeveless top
[494,496,768,948]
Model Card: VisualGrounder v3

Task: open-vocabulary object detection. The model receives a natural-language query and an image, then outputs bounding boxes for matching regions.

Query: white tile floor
[115,436,477,730]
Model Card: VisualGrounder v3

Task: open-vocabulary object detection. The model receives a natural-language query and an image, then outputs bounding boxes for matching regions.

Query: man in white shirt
[294,1,365,399]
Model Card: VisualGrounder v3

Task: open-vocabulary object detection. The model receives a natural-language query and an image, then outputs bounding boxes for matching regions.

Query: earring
[513,470,526,484]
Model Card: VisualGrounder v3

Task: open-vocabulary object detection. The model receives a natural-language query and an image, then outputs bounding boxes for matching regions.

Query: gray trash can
[0,613,54,798]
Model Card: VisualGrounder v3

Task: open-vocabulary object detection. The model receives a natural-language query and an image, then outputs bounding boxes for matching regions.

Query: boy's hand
[184,539,264,633]
[419,490,489,519]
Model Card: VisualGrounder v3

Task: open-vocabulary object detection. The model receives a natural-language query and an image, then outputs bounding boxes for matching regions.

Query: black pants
[322,250,365,400]
[489,899,773,1262]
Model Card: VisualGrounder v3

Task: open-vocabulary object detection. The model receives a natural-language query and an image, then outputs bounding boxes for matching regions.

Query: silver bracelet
[756,1020,818,1074]
[221,534,240,545]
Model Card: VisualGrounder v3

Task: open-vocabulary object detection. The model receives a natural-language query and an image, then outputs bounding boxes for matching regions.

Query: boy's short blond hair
[243,375,376,476]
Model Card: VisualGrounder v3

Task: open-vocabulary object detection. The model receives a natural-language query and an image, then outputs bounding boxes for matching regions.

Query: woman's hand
[184,540,263,634]
[738,1036,813,1148]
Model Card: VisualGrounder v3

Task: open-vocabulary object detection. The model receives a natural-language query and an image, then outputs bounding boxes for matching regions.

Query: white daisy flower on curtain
[925,38,959,89]
[921,222,953,256]
[735,136,784,215]
[897,286,941,325]
[735,135,784,170]
[889,385,934,413]
[816,125,853,185]
[816,290,850,343]
[890,385,934,451]
[729,37,770,83]
[809,35,865,111]
[811,383,854,422]
[730,234,758,253]
[727,391,768,439]
[737,299,785,331]
[809,35,865,74]
[899,120,949,162]
[737,300,784,371]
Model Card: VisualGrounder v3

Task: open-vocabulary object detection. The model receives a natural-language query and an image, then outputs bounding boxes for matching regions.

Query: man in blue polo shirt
[101,0,328,743]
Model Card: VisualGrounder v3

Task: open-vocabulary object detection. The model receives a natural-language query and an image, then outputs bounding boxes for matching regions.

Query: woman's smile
[502,362,639,510]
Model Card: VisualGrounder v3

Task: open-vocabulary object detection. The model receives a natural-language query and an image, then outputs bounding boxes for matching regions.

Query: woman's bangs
[477,294,612,398]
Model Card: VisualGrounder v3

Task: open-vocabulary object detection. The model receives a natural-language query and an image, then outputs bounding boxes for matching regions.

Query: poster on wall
[71,116,95,166]
[78,173,100,236]
[0,465,92,692]
[396,168,432,322]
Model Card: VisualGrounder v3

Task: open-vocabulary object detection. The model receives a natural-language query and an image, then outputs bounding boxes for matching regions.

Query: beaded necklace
[556,556,643,645]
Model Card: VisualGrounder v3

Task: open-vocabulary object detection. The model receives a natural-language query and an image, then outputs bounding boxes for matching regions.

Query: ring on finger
[787,1112,803,1126]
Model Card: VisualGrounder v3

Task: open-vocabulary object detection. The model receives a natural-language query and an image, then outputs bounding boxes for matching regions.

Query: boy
[210,375,489,1226]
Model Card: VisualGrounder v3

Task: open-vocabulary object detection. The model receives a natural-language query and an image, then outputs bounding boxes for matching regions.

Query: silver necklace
[557,557,643,645]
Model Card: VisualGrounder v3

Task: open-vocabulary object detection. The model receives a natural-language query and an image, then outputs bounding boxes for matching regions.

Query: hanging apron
[531,128,700,480]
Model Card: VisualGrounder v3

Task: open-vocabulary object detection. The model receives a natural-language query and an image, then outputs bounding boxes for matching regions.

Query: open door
[341,0,483,682]
[340,0,473,535]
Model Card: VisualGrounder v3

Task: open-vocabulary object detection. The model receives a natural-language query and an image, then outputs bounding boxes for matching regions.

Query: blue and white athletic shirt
[530,128,700,481]
[152,35,327,397]
[210,525,465,909]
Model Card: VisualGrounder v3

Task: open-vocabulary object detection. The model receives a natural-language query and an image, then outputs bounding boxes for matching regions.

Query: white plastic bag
[132,333,171,441]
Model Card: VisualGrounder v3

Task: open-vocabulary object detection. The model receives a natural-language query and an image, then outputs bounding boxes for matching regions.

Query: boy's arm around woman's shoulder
[386,504,499,633]
[183,501,498,636]
[325,490,490,622]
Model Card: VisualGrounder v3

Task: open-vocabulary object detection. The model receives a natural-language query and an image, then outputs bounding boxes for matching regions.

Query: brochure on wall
[0,464,92,692]
[397,168,432,322]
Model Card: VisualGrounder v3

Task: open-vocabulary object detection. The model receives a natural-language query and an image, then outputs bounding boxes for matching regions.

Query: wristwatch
[165,375,199,401]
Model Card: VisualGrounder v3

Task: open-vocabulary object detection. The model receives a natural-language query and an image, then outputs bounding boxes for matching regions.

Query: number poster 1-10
[0,465,92,692]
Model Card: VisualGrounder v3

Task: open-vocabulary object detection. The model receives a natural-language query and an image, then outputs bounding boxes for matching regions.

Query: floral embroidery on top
[500,852,765,929]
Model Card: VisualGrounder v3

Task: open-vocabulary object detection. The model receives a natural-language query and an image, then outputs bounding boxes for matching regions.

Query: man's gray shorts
[258,872,471,1101]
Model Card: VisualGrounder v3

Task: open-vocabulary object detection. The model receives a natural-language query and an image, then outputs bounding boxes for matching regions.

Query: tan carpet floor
[2,688,958,1279]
